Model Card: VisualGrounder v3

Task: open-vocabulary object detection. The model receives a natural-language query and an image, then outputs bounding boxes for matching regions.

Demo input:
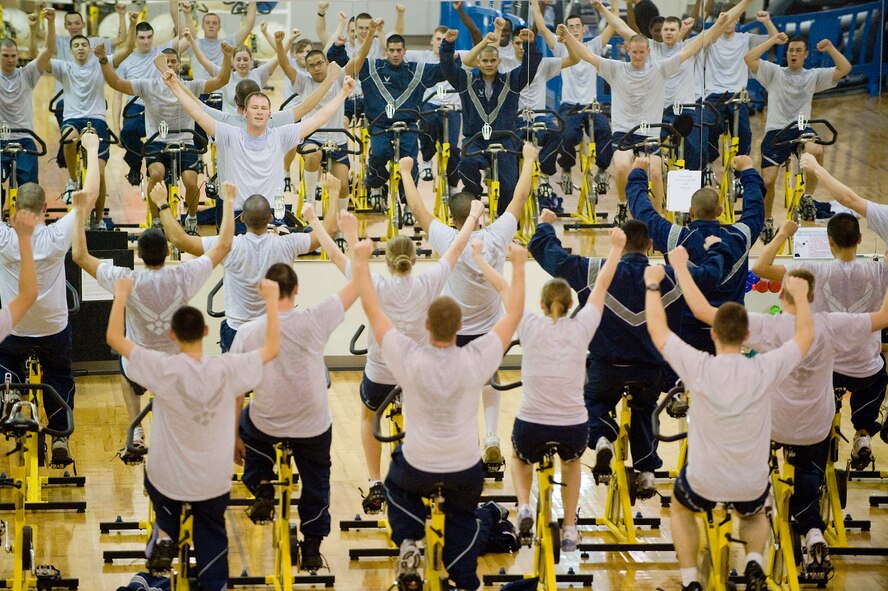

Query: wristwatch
[646,283,661,291]
[98,57,109,65]
[158,203,171,212]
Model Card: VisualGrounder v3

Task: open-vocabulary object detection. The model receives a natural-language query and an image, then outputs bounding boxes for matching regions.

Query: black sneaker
[247,482,275,524]
[51,437,74,467]
[299,536,323,572]
[127,169,142,187]
[744,559,767,591]
[146,538,176,573]
[361,481,386,514]
[681,583,703,591]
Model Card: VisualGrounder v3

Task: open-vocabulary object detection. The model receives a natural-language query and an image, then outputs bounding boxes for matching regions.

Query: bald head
[690,187,721,220]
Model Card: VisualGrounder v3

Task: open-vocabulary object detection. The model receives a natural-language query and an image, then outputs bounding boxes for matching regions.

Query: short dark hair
[511,27,526,40]
[64,11,83,22]
[304,49,326,64]
[564,13,584,26]
[242,194,272,229]
[355,12,372,22]
[783,268,815,306]
[0,38,16,51]
[137,229,169,266]
[265,263,298,298]
[171,306,205,342]
[449,191,478,226]
[69,34,89,48]
[235,79,261,108]
[690,187,720,219]
[243,91,271,110]
[649,15,666,31]
[663,16,682,27]
[135,22,154,34]
[387,34,406,48]
[427,297,462,342]
[622,219,650,253]
[712,302,748,346]
[788,36,808,51]
[161,48,179,59]
[826,212,860,248]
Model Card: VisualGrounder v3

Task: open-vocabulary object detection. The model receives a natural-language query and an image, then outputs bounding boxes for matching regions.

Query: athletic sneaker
[151,218,163,231]
[131,426,146,451]
[681,583,703,591]
[361,481,386,514]
[804,528,833,575]
[127,169,142,187]
[561,525,579,552]
[635,470,657,499]
[594,169,609,192]
[299,536,323,572]
[560,168,573,195]
[851,432,872,469]
[593,436,614,475]
[51,436,73,466]
[62,179,78,204]
[744,559,767,591]
[760,217,775,244]
[184,216,199,236]
[482,434,503,466]
[146,538,176,573]
[517,503,534,545]
[247,482,276,524]
[396,539,422,591]
[420,162,434,182]
[90,217,107,231]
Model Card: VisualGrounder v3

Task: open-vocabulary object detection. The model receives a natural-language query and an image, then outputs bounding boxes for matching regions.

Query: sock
[369,479,382,486]
[303,170,319,197]
[157,530,172,542]
[482,384,500,436]
[745,552,763,568]
[680,567,698,587]
[186,214,197,221]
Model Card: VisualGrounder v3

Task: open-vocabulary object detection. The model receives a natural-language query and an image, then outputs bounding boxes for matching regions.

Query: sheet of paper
[793,227,832,259]
[81,259,113,302]
[666,170,701,214]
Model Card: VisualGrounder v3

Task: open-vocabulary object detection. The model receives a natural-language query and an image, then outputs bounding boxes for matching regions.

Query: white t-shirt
[132,78,206,143]
[201,232,312,328]
[0,62,41,137]
[651,40,700,105]
[517,305,600,426]
[126,346,262,501]
[345,36,383,97]
[282,59,308,100]
[50,58,106,120]
[345,259,451,385]
[662,334,801,502]
[0,214,76,337]
[212,121,303,208]
[597,55,682,136]
[428,213,517,336]
[190,35,237,81]
[866,202,888,247]
[202,108,293,187]
[754,61,837,132]
[381,330,504,472]
[116,41,173,106]
[55,35,111,63]
[786,259,888,378]
[221,64,273,114]
[95,256,214,375]
[703,32,769,95]
[746,312,872,445]
[290,69,347,144]
[553,36,605,105]
[232,296,344,438]
[512,57,561,111]
[0,308,12,342]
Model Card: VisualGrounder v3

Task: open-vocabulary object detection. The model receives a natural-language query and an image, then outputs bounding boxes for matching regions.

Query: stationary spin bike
[0,127,47,217]
[420,89,461,224]
[561,102,611,231]
[462,130,523,225]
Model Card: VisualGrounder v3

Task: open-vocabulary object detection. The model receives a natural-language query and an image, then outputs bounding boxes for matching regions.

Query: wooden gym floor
[6,75,888,590]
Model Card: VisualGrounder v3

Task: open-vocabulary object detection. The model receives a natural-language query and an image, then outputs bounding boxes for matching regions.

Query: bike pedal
[34,564,61,582]
[117,450,144,466]
[592,470,612,486]
[397,573,423,591]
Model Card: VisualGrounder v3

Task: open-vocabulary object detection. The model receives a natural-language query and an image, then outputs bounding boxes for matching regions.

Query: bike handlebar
[60,124,120,146]
[462,130,524,157]
[517,108,566,136]
[49,91,63,115]
[349,324,368,356]
[367,109,428,136]
[280,92,300,111]
[206,278,225,318]
[373,386,404,443]
[653,383,688,443]
[66,281,80,315]
[420,88,461,108]
[142,129,209,156]
[769,118,838,149]
[565,101,611,116]
[490,339,521,391]
[1,382,74,438]
[0,128,47,156]
[616,121,682,152]
[125,399,152,457]
[297,128,363,156]
[122,96,142,120]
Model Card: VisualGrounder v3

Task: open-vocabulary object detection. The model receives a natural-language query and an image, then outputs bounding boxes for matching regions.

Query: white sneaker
[184,216,199,236]
[851,433,872,468]
[593,436,614,474]
[482,434,503,465]
[561,525,579,552]
[420,163,433,181]
[804,528,833,573]
[635,470,656,499]
[62,179,78,204]
[132,425,146,450]
[396,539,422,589]
[517,503,534,543]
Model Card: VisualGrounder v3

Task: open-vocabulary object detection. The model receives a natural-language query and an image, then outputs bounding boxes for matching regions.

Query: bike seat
[529,441,570,461]
[421,482,452,499]
[620,381,649,399]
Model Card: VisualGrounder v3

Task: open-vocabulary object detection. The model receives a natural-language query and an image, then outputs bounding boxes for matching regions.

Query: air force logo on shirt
[383,76,391,83]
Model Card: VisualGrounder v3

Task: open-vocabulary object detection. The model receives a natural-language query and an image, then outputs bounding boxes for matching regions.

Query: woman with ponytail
[304,174,484,513]
[472,226,627,553]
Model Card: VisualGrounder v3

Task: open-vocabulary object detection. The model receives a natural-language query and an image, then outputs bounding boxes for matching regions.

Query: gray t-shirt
[132,78,206,143]
[291,69,347,144]
[221,63,273,114]
[190,34,236,81]
[0,61,41,137]
[116,42,174,106]
[50,58,106,120]
[597,54,682,135]
[651,39,701,106]
[865,201,888,247]
[754,61,837,131]
[703,32,769,95]
[554,37,605,105]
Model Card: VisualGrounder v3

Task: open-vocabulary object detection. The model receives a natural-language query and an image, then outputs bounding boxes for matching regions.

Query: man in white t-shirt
[71,181,235,449]
[353,233,525,591]
[0,210,39,353]
[404,144,535,467]
[0,133,100,467]
[559,2,718,209]
[176,0,256,82]
[645,264,813,591]
[231,262,357,571]
[106,273,279,590]
[745,33,851,237]
[164,67,356,220]
[753,214,888,470]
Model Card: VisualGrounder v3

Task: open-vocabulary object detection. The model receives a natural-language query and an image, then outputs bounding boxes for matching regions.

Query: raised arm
[28,11,40,61]
[439,31,467,89]
[668,246,717,326]
[505,142,538,221]
[750,219,795,281]
[315,3,330,45]
[399,157,435,232]
[349,18,381,77]
[163,69,216,136]
[205,182,235,266]
[816,39,852,82]
[289,62,341,121]
[644,264,672,352]
[530,0,556,51]
[323,11,347,54]
[256,278,281,363]
[203,41,233,93]
[784,276,814,356]
[681,12,730,62]
[96,44,134,94]
[111,11,138,67]
[470,239,509,295]
[6,211,39,326]
[107,278,135,359]
[756,10,780,38]
[442,200,484,269]
[274,30,298,83]
[490,244,527,351]
[81,132,101,207]
[300,75,356,137]
[110,3,128,47]
[799,154,868,216]
[452,1,483,45]
[587,227,626,312]
[557,24,601,68]
[744,32,786,74]
[591,0,635,41]
[71,191,101,277]
[394,4,406,36]
[304,177,349,273]
[354,239,395,345]
[234,0,258,47]
[459,30,498,69]
[151,183,205,256]
[34,7,55,74]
